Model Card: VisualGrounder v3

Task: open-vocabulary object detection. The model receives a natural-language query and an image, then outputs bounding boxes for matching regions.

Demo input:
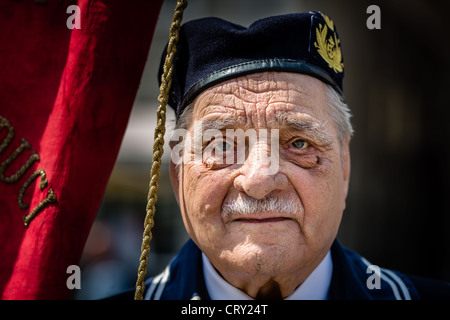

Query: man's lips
[233,217,291,223]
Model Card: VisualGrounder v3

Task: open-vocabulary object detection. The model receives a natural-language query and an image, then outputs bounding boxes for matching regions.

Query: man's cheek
[183,168,227,211]
[182,163,205,190]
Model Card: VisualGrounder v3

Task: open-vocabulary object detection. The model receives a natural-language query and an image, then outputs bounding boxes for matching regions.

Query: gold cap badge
[314,13,344,74]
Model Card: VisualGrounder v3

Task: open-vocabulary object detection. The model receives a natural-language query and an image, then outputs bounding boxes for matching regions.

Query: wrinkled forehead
[192,72,330,128]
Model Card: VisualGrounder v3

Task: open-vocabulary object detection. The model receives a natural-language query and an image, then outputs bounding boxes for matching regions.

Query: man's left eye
[291,139,309,149]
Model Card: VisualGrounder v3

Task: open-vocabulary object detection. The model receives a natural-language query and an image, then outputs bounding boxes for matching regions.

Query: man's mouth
[234,217,291,223]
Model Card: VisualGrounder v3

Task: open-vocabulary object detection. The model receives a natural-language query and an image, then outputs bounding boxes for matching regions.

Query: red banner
[0,0,163,299]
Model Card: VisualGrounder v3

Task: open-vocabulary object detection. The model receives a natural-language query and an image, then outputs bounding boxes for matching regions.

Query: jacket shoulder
[331,240,450,300]
[407,274,450,299]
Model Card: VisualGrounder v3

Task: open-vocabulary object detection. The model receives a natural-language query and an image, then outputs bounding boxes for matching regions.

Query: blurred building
[75,0,450,299]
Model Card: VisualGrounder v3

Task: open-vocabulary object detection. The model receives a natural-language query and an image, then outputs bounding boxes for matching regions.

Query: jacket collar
[149,238,418,300]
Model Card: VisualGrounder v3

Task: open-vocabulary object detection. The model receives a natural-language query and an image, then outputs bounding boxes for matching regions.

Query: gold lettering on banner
[18,169,48,210]
[23,187,57,228]
[0,115,58,228]
[0,116,14,153]
[0,138,40,183]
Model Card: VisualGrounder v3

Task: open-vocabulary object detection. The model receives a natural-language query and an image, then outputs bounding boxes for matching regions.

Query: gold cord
[134,0,188,300]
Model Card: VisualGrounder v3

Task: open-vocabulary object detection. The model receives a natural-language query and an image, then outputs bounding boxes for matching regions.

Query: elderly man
[115,11,450,300]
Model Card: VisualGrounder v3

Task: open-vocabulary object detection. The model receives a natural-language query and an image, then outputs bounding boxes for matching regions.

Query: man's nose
[233,141,288,199]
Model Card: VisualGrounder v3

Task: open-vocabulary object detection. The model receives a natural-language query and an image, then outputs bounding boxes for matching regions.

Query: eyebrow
[198,112,334,147]
[273,112,334,146]
[198,117,244,131]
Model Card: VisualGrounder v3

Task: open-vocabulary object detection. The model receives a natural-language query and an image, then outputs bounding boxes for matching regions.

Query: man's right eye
[205,137,234,152]
[218,141,232,151]
[204,138,234,157]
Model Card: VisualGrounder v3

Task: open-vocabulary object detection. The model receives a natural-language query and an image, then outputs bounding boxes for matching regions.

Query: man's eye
[219,141,232,151]
[206,139,233,153]
[291,139,309,149]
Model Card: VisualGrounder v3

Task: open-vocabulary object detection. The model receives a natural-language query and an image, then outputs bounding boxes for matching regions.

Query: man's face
[170,72,350,290]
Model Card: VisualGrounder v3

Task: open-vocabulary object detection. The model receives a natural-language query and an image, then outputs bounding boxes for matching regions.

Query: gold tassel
[134,0,188,300]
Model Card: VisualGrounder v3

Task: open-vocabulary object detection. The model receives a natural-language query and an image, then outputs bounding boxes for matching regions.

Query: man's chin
[226,218,301,239]
[217,241,306,276]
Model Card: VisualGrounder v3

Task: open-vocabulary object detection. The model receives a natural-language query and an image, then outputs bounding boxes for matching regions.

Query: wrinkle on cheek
[285,149,332,177]
[296,154,321,168]
[183,164,207,199]
[309,156,333,177]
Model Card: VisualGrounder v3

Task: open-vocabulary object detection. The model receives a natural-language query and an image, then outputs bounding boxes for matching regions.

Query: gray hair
[324,85,354,143]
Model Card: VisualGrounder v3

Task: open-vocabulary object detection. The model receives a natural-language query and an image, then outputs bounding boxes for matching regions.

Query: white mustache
[222,194,299,217]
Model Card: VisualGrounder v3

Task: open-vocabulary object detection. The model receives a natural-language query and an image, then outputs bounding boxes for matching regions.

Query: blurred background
[74,0,450,299]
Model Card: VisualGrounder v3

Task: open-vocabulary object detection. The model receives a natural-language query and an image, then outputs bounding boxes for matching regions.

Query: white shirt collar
[202,251,333,300]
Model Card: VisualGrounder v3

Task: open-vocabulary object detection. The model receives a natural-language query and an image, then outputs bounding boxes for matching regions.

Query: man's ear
[169,141,181,205]
[341,137,351,198]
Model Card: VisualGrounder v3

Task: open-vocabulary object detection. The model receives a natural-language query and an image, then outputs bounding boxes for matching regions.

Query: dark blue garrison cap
[159,11,345,117]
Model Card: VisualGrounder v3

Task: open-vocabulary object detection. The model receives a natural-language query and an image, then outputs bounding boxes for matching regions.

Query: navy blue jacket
[112,239,450,300]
